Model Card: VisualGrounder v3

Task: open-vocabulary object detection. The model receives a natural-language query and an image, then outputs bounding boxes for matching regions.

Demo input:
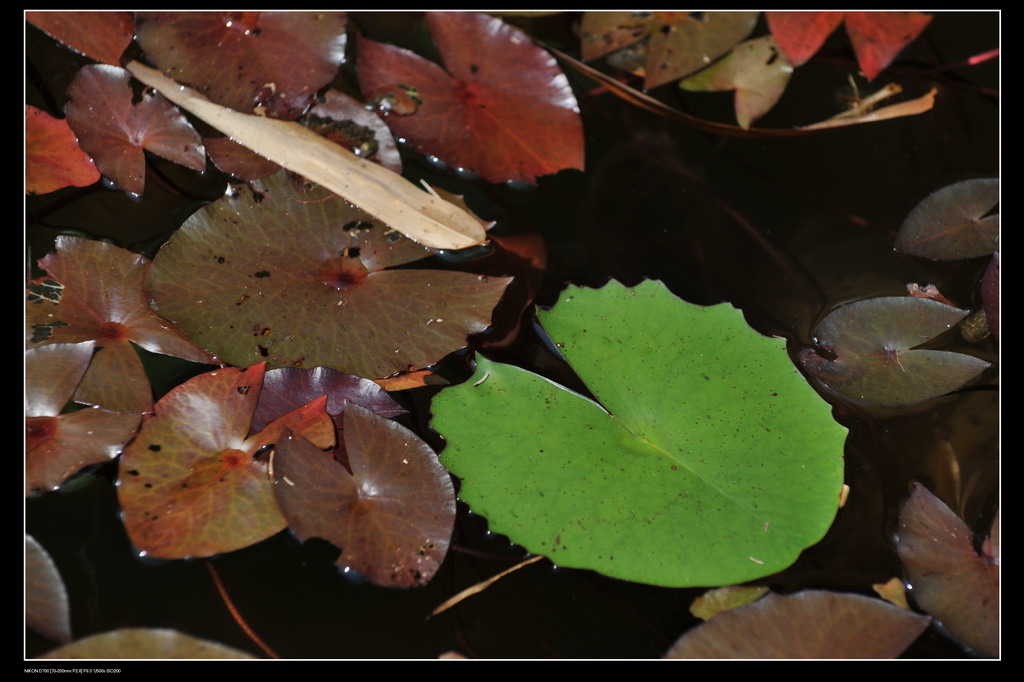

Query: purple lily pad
[895,178,999,261]
[798,296,990,405]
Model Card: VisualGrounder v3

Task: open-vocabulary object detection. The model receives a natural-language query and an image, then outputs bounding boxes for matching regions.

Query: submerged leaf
[679,36,793,129]
[665,590,930,658]
[357,12,584,184]
[897,484,998,657]
[147,171,510,379]
[579,11,759,89]
[798,296,990,406]
[272,404,455,588]
[432,280,847,587]
[895,178,999,260]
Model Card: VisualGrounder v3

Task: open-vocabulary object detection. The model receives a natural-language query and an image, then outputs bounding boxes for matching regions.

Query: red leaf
[203,137,280,181]
[272,404,455,588]
[845,12,932,81]
[25,106,100,195]
[135,12,347,120]
[27,236,216,412]
[357,12,584,184]
[27,11,134,65]
[64,65,205,195]
[766,11,845,66]
[117,364,334,559]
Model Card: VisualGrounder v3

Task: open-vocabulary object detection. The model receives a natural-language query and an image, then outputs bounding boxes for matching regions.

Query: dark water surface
[26,12,998,659]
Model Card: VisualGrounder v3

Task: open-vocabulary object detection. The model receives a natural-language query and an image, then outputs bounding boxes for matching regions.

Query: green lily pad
[431,280,847,587]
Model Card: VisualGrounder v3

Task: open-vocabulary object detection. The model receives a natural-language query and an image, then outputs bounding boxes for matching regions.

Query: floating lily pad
[798,296,990,406]
[64,64,205,195]
[146,171,511,379]
[135,12,348,120]
[118,363,334,559]
[357,12,584,184]
[431,279,847,587]
[897,484,998,657]
[272,404,456,588]
[895,178,999,261]
[27,236,216,413]
[665,590,931,658]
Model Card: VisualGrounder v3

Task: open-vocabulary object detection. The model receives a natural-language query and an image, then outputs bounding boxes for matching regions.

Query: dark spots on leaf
[342,220,374,231]
[143,483,152,488]
[257,344,269,357]
[215,256,226,264]
[148,444,161,452]
[470,63,479,74]
[250,188,265,203]
[27,278,63,304]
[671,465,678,471]
[688,11,706,21]
[254,270,271,278]
[126,469,141,476]
[237,385,251,395]
[30,320,69,343]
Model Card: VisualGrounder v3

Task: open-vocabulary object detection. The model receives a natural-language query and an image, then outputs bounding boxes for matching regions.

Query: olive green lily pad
[431,280,847,587]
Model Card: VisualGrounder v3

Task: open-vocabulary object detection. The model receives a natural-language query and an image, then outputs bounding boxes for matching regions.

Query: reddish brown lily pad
[272,404,455,588]
[135,12,348,120]
[895,178,999,261]
[26,340,141,494]
[25,105,100,195]
[798,296,990,406]
[146,171,511,379]
[357,12,583,184]
[26,236,216,413]
[64,64,205,195]
[27,11,135,65]
[117,363,334,559]
[665,590,930,658]
[897,484,998,657]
